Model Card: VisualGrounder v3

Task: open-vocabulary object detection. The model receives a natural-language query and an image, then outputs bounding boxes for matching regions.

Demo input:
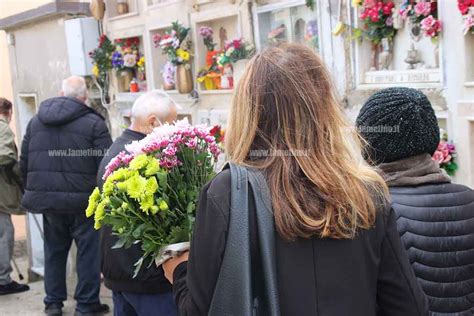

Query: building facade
[1,0,473,188]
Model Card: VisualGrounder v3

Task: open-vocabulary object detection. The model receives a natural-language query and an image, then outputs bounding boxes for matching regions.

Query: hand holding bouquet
[86,120,220,275]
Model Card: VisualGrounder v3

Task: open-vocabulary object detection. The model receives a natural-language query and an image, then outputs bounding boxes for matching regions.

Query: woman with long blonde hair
[163,44,428,315]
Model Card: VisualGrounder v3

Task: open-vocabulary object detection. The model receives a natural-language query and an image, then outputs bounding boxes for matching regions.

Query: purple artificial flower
[112,51,124,68]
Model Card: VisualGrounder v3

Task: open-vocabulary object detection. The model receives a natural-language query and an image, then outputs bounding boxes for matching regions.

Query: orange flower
[206,51,219,67]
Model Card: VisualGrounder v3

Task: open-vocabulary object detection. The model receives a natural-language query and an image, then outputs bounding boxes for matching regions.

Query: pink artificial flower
[464,15,474,35]
[421,15,441,37]
[432,150,444,164]
[437,141,448,151]
[443,155,452,163]
[364,0,377,8]
[421,15,435,28]
[415,2,431,17]
[447,143,456,153]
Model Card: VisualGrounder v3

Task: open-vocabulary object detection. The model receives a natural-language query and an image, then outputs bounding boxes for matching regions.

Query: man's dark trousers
[112,291,177,316]
[43,213,102,313]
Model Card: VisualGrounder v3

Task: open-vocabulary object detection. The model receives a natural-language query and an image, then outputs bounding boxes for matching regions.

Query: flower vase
[232,59,248,87]
[370,43,380,71]
[163,82,175,90]
[434,42,439,69]
[117,69,133,92]
[378,38,393,70]
[176,64,193,94]
[117,0,129,15]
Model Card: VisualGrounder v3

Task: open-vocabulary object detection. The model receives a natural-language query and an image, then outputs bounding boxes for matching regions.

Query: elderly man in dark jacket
[356,87,474,315]
[20,76,112,316]
[97,90,178,316]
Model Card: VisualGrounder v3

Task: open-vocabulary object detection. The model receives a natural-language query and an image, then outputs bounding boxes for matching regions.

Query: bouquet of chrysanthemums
[86,120,220,275]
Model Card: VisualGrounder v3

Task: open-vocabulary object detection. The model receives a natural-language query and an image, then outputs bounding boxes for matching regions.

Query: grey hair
[62,76,87,99]
[131,90,178,124]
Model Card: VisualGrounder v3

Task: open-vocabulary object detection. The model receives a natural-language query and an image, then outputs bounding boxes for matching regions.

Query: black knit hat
[356,87,440,164]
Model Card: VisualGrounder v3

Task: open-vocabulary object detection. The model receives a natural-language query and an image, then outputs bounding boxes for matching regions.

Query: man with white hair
[20,76,112,316]
[96,90,179,316]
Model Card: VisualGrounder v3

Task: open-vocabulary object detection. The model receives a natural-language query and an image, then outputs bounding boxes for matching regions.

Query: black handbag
[208,163,280,316]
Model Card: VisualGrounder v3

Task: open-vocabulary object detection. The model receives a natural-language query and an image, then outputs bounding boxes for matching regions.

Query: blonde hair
[226,44,388,240]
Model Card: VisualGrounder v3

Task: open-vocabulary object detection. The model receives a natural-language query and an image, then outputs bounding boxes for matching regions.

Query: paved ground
[0,240,113,316]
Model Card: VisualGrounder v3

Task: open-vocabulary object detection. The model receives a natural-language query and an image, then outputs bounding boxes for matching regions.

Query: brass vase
[117,69,133,92]
[176,64,193,94]
[117,1,129,15]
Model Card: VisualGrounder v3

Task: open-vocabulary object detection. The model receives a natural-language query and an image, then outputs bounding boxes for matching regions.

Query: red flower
[233,39,241,50]
[209,125,220,137]
[458,0,474,15]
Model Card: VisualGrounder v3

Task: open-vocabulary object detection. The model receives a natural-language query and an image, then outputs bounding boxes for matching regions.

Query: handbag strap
[247,168,280,316]
[208,163,280,316]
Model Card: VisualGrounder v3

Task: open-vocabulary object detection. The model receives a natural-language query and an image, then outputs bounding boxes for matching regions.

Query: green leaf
[132,223,147,239]
[112,238,127,249]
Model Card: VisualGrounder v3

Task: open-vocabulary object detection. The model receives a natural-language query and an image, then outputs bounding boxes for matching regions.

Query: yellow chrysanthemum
[159,200,169,211]
[126,175,147,199]
[129,154,149,171]
[94,198,109,229]
[139,194,155,214]
[176,48,190,61]
[145,177,159,196]
[116,181,128,192]
[86,187,101,218]
[108,168,135,182]
[92,64,99,77]
[144,157,160,177]
[103,180,114,196]
[150,205,159,215]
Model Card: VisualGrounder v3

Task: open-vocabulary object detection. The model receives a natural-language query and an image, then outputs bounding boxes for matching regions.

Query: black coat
[97,129,172,294]
[390,183,474,315]
[172,170,429,316]
[20,97,112,214]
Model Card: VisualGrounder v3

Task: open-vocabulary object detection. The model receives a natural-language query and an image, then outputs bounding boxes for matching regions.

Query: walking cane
[11,257,24,281]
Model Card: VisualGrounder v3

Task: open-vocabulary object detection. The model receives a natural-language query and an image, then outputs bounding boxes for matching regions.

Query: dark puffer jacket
[390,183,474,315]
[20,97,112,214]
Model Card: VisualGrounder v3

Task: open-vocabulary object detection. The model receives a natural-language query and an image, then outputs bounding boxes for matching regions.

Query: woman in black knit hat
[356,87,474,315]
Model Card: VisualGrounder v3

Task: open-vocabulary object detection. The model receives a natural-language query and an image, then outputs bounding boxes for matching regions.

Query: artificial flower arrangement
[305,20,319,50]
[153,21,193,92]
[267,24,287,44]
[89,35,116,97]
[400,0,442,42]
[432,130,457,176]
[217,39,255,66]
[458,0,474,35]
[354,0,397,45]
[112,37,141,71]
[197,26,254,90]
[197,26,223,90]
[86,119,220,275]
[153,21,192,66]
